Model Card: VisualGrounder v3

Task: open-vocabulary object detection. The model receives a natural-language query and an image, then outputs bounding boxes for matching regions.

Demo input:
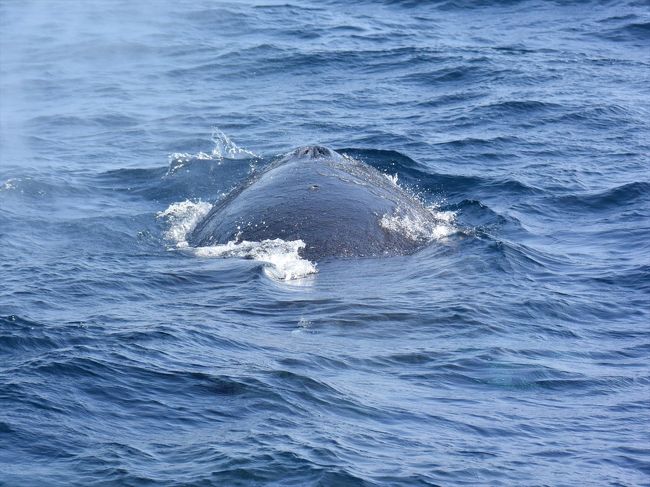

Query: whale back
[188,147,436,260]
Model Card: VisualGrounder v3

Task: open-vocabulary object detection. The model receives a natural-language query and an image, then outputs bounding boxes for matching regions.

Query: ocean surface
[1,0,649,485]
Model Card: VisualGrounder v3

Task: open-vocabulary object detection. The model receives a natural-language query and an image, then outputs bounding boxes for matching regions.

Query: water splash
[167,128,258,175]
[210,128,258,160]
[156,199,213,247]
[194,239,317,281]
[380,205,457,242]
[157,200,317,280]
[383,173,399,185]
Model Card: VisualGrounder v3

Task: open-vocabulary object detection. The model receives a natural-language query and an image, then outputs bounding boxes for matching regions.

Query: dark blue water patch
[339,147,542,201]
[432,0,530,10]
[551,181,650,211]
[398,63,498,86]
[596,17,650,44]
[544,104,648,131]
[471,100,563,118]
[0,315,59,357]
[414,91,486,109]
[428,173,543,200]
[586,265,650,293]
[433,134,524,149]
[442,199,521,234]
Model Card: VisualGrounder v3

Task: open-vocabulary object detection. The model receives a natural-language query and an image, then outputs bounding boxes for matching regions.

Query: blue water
[1,0,649,485]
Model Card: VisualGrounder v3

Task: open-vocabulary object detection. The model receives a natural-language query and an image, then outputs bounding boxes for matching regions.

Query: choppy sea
[1,1,649,485]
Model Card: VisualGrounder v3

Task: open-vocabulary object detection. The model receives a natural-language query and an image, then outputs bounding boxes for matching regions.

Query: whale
[188,145,440,261]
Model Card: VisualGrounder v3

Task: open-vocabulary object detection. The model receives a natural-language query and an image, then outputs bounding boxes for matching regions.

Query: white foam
[156,199,213,247]
[194,239,317,280]
[157,200,317,280]
[380,205,457,242]
[432,209,456,223]
[378,174,458,242]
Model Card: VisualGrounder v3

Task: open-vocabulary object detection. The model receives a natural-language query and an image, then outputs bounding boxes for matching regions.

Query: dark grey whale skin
[188,146,438,261]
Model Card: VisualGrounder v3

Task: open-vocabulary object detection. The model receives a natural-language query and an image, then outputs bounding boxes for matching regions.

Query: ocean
[1,0,649,485]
